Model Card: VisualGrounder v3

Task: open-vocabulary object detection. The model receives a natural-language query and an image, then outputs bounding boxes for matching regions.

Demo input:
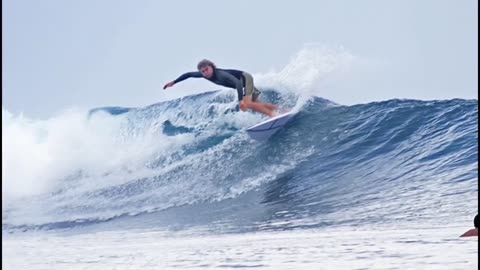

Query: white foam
[2,107,191,200]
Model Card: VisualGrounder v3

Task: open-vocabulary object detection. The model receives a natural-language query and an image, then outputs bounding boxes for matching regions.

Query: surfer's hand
[163,82,174,90]
[240,100,247,112]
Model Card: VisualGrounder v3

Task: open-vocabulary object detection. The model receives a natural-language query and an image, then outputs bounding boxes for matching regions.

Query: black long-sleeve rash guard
[173,69,246,101]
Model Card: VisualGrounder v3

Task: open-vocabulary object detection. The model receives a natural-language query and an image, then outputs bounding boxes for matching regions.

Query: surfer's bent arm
[173,72,203,84]
[217,71,244,101]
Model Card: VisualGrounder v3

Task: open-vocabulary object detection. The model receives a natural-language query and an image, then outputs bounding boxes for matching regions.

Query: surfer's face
[199,65,214,79]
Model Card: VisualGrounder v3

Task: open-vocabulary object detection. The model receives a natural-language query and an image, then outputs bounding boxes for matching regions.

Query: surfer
[460,214,478,237]
[163,59,278,117]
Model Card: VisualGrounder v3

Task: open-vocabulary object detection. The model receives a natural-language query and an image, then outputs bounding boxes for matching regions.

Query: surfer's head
[197,59,216,79]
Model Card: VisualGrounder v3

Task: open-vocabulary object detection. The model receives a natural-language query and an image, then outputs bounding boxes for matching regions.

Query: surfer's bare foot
[265,104,278,111]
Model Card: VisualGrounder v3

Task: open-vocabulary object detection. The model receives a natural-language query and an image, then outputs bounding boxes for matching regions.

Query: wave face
[2,88,477,233]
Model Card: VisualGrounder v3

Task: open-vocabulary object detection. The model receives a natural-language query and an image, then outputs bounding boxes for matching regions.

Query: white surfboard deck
[246,111,297,141]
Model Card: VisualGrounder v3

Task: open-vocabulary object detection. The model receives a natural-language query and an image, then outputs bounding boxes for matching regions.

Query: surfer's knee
[243,96,254,106]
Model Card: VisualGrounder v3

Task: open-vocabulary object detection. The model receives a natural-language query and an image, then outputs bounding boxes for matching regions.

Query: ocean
[2,89,478,269]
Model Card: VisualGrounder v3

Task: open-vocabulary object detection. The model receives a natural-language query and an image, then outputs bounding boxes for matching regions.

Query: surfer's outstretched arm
[163,72,203,89]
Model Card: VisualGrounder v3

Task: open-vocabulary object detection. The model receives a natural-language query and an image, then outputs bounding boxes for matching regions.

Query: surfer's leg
[251,87,278,111]
[243,74,278,114]
[243,95,276,117]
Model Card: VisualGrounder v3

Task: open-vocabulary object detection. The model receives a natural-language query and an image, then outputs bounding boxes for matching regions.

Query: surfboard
[246,111,297,141]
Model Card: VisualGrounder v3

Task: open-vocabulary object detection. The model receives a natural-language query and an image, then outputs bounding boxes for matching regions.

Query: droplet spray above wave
[255,44,356,109]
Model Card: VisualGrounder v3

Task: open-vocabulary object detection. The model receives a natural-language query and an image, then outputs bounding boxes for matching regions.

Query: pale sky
[3,0,478,119]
